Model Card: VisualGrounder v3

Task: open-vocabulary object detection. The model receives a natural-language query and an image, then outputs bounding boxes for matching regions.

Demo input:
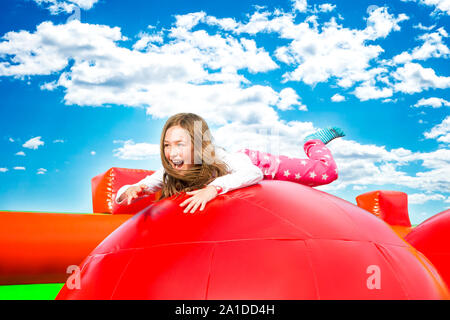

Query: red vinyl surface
[405,209,450,289]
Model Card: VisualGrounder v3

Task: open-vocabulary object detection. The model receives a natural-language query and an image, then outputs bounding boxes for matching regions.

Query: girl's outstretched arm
[115,167,164,205]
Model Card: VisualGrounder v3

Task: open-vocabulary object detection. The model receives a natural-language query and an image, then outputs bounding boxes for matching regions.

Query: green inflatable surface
[0,283,64,300]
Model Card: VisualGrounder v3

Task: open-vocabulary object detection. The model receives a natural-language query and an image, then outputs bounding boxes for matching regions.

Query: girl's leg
[239,127,344,186]
[273,139,338,187]
[238,148,281,180]
[239,139,338,187]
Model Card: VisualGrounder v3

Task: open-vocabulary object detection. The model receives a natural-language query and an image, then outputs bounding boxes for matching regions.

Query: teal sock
[304,127,345,145]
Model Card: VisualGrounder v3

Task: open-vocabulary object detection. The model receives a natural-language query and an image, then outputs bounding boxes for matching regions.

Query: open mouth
[171,159,184,169]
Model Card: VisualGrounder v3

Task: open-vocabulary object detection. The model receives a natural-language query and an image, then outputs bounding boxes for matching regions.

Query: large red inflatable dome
[56,181,449,299]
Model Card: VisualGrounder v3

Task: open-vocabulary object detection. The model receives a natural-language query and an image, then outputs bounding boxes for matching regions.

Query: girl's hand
[121,184,150,205]
[179,185,218,214]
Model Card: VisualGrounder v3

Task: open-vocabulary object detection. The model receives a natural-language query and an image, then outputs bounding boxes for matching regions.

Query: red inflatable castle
[1,167,449,299]
[56,170,449,299]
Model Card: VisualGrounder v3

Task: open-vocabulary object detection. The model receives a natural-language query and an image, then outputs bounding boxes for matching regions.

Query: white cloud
[174,11,207,30]
[0,20,284,123]
[205,16,239,31]
[277,88,307,111]
[142,83,281,126]
[37,168,47,175]
[317,4,336,13]
[15,151,26,156]
[0,5,421,110]
[363,7,409,40]
[413,23,436,31]
[292,0,308,13]
[401,0,450,15]
[353,84,393,101]
[34,0,99,14]
[0,21,126,77]
[424,116,450,143]
[90,151,96,155]
[22,136,44,150]
[40,81,58,91]
[321,139,450,193]
[413,97,450,108]
[13,167,26,170]
[132,32,164,51]
[409,192,447,204]
[113,140,160,160]
[0,168,8,173]
[204,5,447,103]
[331,93,346,102]
[392,28,449,64]
[393,62,450,94]
[165,25,278,74]
[206,2,407,94]
[271,7,407,90]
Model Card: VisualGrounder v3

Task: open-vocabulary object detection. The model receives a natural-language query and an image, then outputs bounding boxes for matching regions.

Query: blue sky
[0,0,449,224]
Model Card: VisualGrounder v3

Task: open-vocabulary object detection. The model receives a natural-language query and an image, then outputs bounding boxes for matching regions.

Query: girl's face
[164,125,194,171]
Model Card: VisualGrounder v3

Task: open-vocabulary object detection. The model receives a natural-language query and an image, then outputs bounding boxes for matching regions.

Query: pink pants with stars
[239,139,338,187]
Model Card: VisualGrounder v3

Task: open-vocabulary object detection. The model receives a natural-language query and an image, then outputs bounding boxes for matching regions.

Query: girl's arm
[115,167,164,204]
[207,150,264,195]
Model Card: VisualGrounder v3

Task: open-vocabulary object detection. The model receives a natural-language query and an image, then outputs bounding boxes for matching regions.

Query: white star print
[324,155,330,159]
[309,172,316,179]
[295,173,301,179]
[322,174,328,180]
[300,160,307,166]
[284,170,290,177]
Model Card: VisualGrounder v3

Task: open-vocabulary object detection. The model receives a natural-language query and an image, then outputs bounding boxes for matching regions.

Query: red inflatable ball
[405,209,450,288]
[56,181,449,299]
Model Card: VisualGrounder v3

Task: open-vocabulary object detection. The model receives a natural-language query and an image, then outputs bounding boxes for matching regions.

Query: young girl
[116,113,345,214]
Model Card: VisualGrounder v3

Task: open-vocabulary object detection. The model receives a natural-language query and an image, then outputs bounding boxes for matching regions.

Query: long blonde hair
[157,113,230,201]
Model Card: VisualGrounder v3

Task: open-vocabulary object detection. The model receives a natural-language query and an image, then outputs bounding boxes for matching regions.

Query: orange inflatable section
[92,167,161,215]
[0,211,132,285]
[356,190,412,237]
